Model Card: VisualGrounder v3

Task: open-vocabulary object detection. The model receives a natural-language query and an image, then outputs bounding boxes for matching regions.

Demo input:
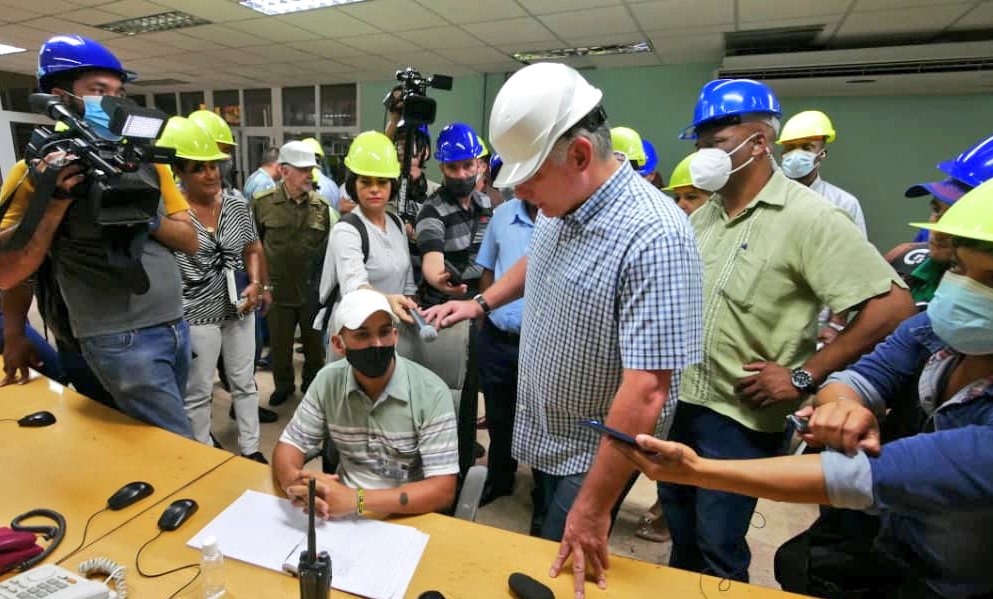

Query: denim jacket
[821,312,993,599]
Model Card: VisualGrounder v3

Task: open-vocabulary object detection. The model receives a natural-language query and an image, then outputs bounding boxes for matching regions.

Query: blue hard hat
[436,122,483,163]
[679,79,781,140]
[937,134,993,189]
[37,35,136,93]
[490,154,503,182]
[637,139,658,176]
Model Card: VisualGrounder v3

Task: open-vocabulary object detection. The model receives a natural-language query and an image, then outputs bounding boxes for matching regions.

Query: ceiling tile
[339,0,446,31]
[649,30,725,59]
[836,4,973,36]
[22,17,119,40]
[98,0,164,18]
[853,0,966,8]
[516,0,623,14]
[298,58,354,74]
[102,34,180,59]
[0,0,78,12]
[288,39,366,59]
[0,7,41,23]
[539,6,639,38]
[60,8,129,26]
[586,52,662,68]
[182,24,265,47]
[414,0,526,24]
[951,2,993,29]
[463,17,555,45]
[736,0,850,21]
[441,45,512,65]
[276,10,379,37]
[395,26,483,49]
[225,17,320,42]
[630,0,735,30]
[335,33,422,54]
[146,0,261,23]
[147,30,226,51]
[470,60,522,73]
[737,15,844,32]
[242,43,313,63]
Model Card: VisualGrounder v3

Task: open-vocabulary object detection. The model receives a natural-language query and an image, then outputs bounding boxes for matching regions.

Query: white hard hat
[488,63,603,188]
[278,140,318,169]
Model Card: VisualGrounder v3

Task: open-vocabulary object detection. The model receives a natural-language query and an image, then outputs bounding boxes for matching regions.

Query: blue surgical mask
[927,271,993,355]
[66,93,123,141]
[781,149,819,179]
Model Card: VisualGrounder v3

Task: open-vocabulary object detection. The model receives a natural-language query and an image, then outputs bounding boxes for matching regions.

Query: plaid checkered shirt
[513,164,704,475]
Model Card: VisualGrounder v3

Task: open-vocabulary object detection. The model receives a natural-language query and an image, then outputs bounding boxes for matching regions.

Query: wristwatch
[790,368,817,394]
[472,293,491,314]
[254,280,274,293]
[827,321,846,333]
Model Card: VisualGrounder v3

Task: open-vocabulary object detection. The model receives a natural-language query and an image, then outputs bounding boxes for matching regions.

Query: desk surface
[74,458,810,598]
[0,375,232,566]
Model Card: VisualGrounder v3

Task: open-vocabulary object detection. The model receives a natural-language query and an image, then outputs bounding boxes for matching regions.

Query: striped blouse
[174,190,259,325]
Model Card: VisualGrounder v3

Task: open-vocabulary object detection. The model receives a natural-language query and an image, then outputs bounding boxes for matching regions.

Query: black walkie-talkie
[298,479,332,598]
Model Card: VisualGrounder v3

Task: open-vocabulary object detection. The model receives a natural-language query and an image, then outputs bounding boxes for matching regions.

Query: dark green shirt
[253,183,334,307]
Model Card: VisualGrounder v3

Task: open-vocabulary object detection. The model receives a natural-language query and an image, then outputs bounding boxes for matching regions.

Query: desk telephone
[0,564,110,599]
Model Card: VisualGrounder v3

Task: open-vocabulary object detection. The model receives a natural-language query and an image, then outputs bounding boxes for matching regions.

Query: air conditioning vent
[721,56,993,80]
[725,26,825,57]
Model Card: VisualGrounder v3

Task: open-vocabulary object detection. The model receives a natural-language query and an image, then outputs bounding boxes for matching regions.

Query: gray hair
[549,121,613,164]
[260,147,280,166]
[741,114,781,137]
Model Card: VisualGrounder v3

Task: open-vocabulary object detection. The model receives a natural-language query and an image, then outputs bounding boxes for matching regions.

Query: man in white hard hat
[254,141,332,408]
[423,63,704,597]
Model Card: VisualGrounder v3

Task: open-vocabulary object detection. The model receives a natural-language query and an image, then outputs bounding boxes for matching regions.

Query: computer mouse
[107,481,155,511]
[158,499,198,532]
[17,411,56,427]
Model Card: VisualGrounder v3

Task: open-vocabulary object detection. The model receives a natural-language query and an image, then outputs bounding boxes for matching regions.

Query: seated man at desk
[273,289,459,518]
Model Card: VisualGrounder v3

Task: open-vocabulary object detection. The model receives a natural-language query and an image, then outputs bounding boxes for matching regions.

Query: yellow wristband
[355,487,365,516]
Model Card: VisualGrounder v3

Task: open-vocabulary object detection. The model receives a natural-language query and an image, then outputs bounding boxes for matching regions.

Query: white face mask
[689,133,759,192]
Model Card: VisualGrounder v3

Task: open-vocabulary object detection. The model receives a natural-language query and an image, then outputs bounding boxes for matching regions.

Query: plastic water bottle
[200,536,226,598]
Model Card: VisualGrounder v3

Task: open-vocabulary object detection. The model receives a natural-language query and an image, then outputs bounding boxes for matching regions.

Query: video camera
[24,93,174,227]
[384,67,453,222]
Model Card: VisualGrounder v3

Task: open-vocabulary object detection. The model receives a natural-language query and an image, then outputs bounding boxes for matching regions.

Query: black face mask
[444,174,477,198]
[345,344,395,378]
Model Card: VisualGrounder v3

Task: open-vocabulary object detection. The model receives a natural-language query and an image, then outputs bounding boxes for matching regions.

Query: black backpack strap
[339,211,370,263]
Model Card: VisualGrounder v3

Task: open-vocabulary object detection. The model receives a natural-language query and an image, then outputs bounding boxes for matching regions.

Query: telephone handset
[0,564,110,599]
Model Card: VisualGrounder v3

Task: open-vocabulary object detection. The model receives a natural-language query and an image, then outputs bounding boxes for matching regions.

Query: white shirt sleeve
[331,221,370,294]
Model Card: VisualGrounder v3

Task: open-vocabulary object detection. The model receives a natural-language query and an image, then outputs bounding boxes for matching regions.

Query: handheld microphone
[508,572,554,599]
[298,479,331,599]
[408,307,438,342]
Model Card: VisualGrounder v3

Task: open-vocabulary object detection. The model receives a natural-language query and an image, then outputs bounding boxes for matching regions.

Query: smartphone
[578,419,638,446]
[443,259,463,286]
[786,414,810,434]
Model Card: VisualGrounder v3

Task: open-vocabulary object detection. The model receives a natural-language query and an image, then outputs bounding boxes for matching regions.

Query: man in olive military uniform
[254,141,335,406]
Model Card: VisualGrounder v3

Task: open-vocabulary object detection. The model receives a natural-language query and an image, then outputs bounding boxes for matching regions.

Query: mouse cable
[135,531,198,578]
[0,419,17,423]
[56,506,108,565]
[166,566,202,599]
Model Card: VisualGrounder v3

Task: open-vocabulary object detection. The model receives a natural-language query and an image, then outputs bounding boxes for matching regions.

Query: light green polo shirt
[279,356,459,490]
[681,170,905,433]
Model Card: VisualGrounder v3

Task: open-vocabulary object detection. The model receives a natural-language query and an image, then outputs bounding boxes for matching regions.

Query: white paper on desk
[187,490,429,599]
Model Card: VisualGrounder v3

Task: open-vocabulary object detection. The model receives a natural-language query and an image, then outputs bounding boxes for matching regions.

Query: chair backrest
[397,320,470,416]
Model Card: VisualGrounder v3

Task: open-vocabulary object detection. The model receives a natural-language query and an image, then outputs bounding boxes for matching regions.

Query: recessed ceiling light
[98,11,211,35]
[239,0,369,16]
[513,41,653,63]
[0,43,26,56]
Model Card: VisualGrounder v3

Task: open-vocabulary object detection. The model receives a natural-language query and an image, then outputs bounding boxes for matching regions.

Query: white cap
[488,63,603,188]
[332,289,398,335]
[202,535,220,556]
[278,140,318,168]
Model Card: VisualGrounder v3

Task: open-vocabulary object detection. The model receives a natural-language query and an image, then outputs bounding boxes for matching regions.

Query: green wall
[361,64,993,253]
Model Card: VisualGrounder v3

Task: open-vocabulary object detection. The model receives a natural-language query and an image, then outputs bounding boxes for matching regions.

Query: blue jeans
[531,470,639,541]
[79,320,193,438]
[0,313,65,384]
[657,402,785,582]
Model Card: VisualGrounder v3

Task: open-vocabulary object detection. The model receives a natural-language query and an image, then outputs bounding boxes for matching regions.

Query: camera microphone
[408,307,438,342]
[508,573,554,599]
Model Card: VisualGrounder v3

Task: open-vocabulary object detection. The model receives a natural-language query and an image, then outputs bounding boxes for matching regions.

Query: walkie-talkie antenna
[307,479,317,558]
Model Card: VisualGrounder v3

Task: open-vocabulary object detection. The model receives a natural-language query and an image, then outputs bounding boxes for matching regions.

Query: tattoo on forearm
[399,492,409,506]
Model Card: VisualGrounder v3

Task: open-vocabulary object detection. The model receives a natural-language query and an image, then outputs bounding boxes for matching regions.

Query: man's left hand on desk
[549,498,611,599]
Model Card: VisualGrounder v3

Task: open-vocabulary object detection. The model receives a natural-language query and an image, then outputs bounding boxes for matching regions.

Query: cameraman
[0,35,198,438]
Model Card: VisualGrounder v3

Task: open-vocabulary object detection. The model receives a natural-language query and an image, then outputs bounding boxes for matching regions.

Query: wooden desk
[75,458,810,598]
[0,375,233,566]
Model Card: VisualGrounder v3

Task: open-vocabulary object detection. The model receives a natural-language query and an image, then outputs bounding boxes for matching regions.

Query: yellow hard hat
[156,116,229,162]
[663,152,696,192]
[610,126,647,164]
[777,110,836,145]
[476,137,489,158]
[188,109,237,147]
[911,178,993,243]
[301,137,324,157]
[344,131,401,179]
